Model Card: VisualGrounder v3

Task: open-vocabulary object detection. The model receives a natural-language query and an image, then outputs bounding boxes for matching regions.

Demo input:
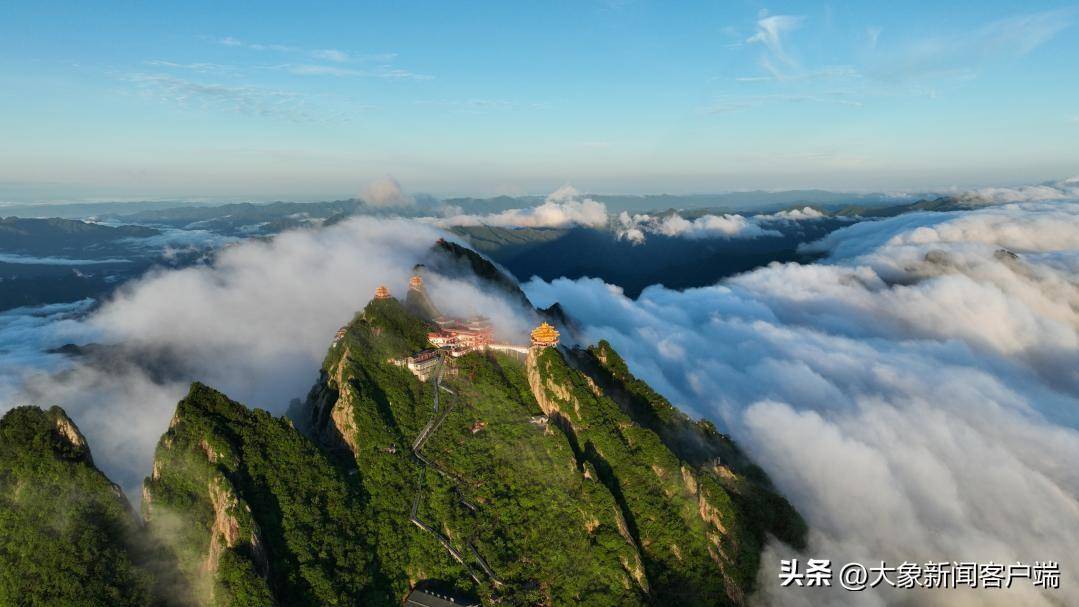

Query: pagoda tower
[530,322,560,348]
[374,285,391,299]
[405,271,441,320]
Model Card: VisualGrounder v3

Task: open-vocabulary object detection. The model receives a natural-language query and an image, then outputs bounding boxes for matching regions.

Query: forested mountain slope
[0,239,804,606]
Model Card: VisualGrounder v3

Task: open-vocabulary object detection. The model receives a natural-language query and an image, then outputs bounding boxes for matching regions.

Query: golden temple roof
[530,322,560,346]
[374,285,391,299]
[409,275,424,289]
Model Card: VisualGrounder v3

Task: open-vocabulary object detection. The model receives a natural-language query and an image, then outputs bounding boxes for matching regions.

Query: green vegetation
[306,296,805,605]
[422,351,646,605]
[579,341,808,561]
[449,225,568,255]
[830,196,969,218]
[531,347,735,604]
[310,297,479,600]
[144,383,386,606]
[0,406,160,606]
[405,284,443,321]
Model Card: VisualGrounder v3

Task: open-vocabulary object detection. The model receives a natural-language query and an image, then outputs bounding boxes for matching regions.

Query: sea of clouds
[957,176,1079,205]
[431,184,608,229]
[615,205,831,244]
[525,200,1079,606]
[0,216,533,499]
[0,184,1076,605]
[426,182,836,245]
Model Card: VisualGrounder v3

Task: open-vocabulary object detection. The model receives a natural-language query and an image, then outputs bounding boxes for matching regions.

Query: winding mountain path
[408,352,501,587]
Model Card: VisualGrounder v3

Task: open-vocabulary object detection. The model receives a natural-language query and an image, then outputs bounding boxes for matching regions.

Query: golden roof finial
[530,322,560,347]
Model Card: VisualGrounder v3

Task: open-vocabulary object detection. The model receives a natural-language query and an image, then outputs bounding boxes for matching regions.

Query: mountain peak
[0,405,95,465]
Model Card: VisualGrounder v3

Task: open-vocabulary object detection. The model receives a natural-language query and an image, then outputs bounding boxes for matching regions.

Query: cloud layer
[361,175,415,207]
[958,176,1079,204]
[525,201,1079,605]
[617,206,829,244]
[0,217,532,499]
[0,254,132,265]
[433,185,608,229]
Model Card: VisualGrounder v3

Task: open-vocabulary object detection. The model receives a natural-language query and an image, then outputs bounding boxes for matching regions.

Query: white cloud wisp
[616,206,831,244]
[433,185,609,229]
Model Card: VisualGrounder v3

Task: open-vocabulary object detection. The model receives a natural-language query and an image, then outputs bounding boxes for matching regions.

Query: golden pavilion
[530,322,560,348]
[374,285,391,299]
[409,275,424,290]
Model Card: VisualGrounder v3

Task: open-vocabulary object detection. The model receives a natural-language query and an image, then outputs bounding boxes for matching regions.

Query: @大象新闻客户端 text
[778,558,1060,591]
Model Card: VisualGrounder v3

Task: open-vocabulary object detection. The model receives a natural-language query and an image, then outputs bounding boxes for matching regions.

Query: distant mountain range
[1,188,920,221]
[0,194,978,311]
[0,218,164,309]
[445,196,979,297]
[0,216,158,254]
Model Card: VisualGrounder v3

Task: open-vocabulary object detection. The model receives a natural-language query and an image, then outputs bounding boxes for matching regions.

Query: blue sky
[2,1,1077,202]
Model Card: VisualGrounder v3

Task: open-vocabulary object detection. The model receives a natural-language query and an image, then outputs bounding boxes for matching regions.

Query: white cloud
[311,48,349,62]
[703,93,863,115]
[433,185,609,229]
[214,36,405,70]
[524,200,1079,605]
[655,213,779,238]
[957,177,1079,204]
[617,206,831,244]
[802,202,1079,262]
[0,300,96,383]
[281,63,433,80]
[871,9,1074,82]
[768,206,826,220]
[284,64,361,77]
[143,60,236,74]
[0,254,131,265]
[127,73,319,122]
[866,26,883,49]
[216,37,296,53]
[121,227,240,252]
[361,175,414,207]
[746,14,806,69]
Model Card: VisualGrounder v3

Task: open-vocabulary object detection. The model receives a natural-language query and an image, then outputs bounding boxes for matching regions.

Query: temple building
[390,348,443,381]
[427,330,457,349]
[427,316,494,357]
[332,326,348,345]
[409,275,424,291]
[530,322,560,348]
[374,285,391,299]
[405,587,479,607]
